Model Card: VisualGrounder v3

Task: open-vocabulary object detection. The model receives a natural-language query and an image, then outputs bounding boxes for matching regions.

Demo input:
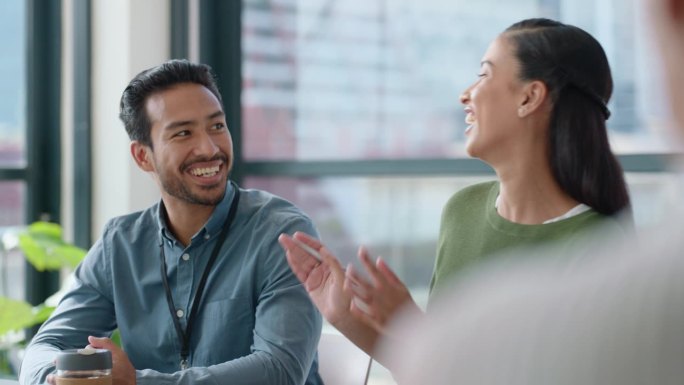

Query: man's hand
[87,336,137,385]
[46,363,57,385]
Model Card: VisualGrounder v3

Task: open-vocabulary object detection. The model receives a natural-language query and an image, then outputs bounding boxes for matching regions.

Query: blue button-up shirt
[20,183,322,385]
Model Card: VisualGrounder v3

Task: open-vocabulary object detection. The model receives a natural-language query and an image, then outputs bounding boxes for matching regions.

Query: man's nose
[194,131,220,156]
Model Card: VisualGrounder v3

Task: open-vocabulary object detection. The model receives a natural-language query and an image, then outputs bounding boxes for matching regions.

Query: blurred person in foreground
[279,18,632,361]
[20,60,322,385]
[379,0,684,383]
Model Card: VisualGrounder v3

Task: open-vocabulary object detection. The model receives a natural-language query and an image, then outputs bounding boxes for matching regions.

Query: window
[0,0,27,303]
[195,1,680,382]
[242,0,677,161]
[0,0,61,311]
[0,0,26,169]
[237,0,678,293]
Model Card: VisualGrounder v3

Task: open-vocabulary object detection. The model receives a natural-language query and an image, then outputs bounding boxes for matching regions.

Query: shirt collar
[155,181,236,246]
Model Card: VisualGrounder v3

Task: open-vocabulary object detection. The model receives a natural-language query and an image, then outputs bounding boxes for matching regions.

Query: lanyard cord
[159,182,241,370]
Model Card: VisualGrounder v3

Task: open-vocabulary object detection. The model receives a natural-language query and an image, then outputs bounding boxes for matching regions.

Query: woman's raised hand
[344,248,423,334]
[278,232,352,325]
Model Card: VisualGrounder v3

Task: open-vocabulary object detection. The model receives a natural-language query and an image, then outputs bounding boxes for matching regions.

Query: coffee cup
[55,348,112,385]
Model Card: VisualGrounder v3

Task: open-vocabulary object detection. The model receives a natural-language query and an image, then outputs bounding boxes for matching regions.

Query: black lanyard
[159,181,241,370]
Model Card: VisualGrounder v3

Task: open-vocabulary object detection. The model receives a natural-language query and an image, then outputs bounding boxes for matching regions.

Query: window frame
[187,1,674,183]
[72,0,92,249]
[21,0,63,318]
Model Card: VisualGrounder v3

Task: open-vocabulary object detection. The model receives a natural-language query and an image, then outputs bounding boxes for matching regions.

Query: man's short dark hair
[119,59,223,148]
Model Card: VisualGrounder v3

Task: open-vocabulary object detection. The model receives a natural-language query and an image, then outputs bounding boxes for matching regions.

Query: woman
[278,18,631,362]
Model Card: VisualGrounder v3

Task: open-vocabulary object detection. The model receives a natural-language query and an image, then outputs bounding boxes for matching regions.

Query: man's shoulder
[102,205,159,237]
[237,187,317,236]
[239,188,310,218]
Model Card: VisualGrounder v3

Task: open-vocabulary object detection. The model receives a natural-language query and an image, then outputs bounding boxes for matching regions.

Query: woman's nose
[460,89,470,105]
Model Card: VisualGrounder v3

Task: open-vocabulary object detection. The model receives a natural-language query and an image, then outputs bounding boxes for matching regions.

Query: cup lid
[56,348,112,371]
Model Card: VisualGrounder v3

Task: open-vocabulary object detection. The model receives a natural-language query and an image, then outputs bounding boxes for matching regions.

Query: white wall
[61,0,75,242]
[90,0,170,240]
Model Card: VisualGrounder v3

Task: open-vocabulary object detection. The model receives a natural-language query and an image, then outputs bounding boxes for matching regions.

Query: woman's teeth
[465,113,476,125]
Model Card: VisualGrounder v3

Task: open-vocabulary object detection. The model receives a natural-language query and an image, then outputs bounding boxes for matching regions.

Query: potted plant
[0,222,86,379]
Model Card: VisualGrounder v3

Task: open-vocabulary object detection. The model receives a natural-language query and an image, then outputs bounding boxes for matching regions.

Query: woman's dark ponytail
[505,18,630,215]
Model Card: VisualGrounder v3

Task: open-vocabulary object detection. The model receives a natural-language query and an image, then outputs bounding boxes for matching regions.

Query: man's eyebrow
[480,60,494,67]
[165,119,193,131]
[163,110,225,131]
[207,110,225,120]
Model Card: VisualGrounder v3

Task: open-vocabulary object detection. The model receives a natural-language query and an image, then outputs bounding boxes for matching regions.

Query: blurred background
[1,0,681,383]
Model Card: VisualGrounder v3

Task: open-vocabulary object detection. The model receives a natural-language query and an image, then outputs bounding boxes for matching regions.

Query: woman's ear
[517,80,548,118]
[130,141,154,172]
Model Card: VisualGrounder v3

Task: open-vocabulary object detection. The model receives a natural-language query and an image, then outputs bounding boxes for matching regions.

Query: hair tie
[567,82,611,120]
[556,67,611,120]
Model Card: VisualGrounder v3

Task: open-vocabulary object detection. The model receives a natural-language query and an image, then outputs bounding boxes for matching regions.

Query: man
[380,0,684,383]
[20,60,322,385]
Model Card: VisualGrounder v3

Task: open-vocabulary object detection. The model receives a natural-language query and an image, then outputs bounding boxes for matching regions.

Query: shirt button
[176,309,184,318]
[182,253,190,261]
[204,234,210,240]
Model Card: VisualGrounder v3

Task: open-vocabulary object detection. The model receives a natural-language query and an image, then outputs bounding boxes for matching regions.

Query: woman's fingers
[350,296,374,317]
[349,295,384,332]
[284,250,313,283]
[318,246,345,272]
[345,264,373,302]
[292,231,323,249]
[279,234,327,292]
[357,247,384,287]
[279,234,319,269]
[376,257,403,286]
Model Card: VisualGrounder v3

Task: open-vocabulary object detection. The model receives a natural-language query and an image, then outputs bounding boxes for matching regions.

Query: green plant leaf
[27,221,62,239]
[18,235,59,271]
[18,221,87,271]
[0,297,33,336]
[0,299,56,343]
[50,245,87,269]
[30,305,56,325]
[111,329,122,347]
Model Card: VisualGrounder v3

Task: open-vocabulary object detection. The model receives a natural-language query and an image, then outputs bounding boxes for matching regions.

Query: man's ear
[517,80,548,118]
[130,141,154,172]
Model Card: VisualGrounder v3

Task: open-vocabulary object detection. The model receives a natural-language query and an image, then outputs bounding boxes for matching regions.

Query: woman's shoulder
[444,180,498,208]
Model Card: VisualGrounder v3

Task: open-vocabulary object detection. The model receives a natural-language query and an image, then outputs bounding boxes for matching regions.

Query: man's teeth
[465,114,476,125]
[191,166,220,177]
